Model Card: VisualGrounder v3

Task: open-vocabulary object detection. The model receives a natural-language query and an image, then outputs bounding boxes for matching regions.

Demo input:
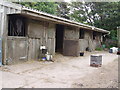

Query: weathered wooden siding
[64,27,102,52]
[64,27,79,40]
[0,1,22,64]
[79,30,102,52]
[0,2,21,37]
[63,40,79,56]
[28,38,41,60]
[79,30,92,52]
[7,37,28,64]
[93,33,102,49]
[28,20,44,39]
[46,24,55,55]
[79,39,88,52]
[63,26,79,56]
[27,19,55,60]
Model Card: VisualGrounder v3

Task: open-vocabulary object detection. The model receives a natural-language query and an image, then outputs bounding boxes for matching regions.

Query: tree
[17,2,71,19]
[70,2,120,40]
[89,2,120,40]
[16,2,57,15]
[56,2,70,19]
[69,2,87,23]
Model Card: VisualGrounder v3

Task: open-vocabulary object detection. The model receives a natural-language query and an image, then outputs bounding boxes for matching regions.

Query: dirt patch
[71,59,118,88]
[1,51,119,88]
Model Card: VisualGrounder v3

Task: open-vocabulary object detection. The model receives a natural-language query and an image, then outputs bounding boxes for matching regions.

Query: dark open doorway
[55,24,64,53]
[8,15,26,37]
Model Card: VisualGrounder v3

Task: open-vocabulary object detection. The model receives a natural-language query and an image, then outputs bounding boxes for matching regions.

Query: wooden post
[117,27,120,47]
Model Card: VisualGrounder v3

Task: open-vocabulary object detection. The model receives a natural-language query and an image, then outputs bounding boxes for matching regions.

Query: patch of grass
[95,47,103,51]
[106,44,118,49]
[106,45,114,49]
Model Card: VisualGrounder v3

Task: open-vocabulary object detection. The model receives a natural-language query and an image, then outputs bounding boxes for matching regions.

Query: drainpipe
[103,31,110,37]
[102,31,110,47]
[103,32,110,40]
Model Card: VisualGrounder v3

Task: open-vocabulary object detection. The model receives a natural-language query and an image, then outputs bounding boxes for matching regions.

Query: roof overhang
[9,6,110,34]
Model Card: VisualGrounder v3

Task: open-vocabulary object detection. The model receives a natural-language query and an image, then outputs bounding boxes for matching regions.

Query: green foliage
[106,45,114,49]
[16,2,57,15]
[110,30,118,40]
[69,2,90,24]
[92,2,120,30]
[69,2,120,40]
[95,47,103,51]
[56,2,70,19]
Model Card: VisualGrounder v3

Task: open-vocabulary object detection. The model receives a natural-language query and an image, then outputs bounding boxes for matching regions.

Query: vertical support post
[117,27,120,47]
[2,10,8,65]
[0,37,2,66]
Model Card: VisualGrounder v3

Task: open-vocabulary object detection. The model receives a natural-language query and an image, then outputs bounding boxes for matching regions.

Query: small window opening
[93,31,97,40]
[8,15,26,36]
[79,29,84,39]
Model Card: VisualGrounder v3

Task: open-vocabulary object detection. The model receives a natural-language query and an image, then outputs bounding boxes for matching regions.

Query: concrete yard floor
[0,51,119,88]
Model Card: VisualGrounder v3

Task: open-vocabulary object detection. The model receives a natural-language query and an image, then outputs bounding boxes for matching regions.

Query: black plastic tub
[80,52,84,56]
[109,49,113,53]
[117,48,120,55]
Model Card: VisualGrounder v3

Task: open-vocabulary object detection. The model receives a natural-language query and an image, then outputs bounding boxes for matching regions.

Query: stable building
[0,1,109,65]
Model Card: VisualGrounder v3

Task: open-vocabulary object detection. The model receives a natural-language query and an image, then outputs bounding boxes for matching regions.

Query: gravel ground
[0,51,119,88]
[71,59,118,88]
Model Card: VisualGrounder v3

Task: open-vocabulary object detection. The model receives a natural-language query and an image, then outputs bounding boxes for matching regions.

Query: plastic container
[80,52,84,56]
[42,57,46,61]
[109,49,113,53]
[42,49,47,54]
[46,54,52,61]
[90,54,102,67]
[102,44,106,48]
[117,48,120,55]
[109,47,118,53]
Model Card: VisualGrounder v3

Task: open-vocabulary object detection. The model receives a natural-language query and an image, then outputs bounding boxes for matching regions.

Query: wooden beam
[21,10,109,34]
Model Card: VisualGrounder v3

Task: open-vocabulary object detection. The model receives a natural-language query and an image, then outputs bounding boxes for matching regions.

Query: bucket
[109,49,113,53]
[80,52,84,56]
[42,57,46,61]
[42,49,47,54]
[90,54,102,67]
[46,54,52,61]
[117,48,120,55]
[110,47,118,53]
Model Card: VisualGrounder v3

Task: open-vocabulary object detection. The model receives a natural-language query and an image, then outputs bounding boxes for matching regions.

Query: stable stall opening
[8,15,26,37]
[79,29,85,39]
[93,31,97,40]
[55,24,64,53]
